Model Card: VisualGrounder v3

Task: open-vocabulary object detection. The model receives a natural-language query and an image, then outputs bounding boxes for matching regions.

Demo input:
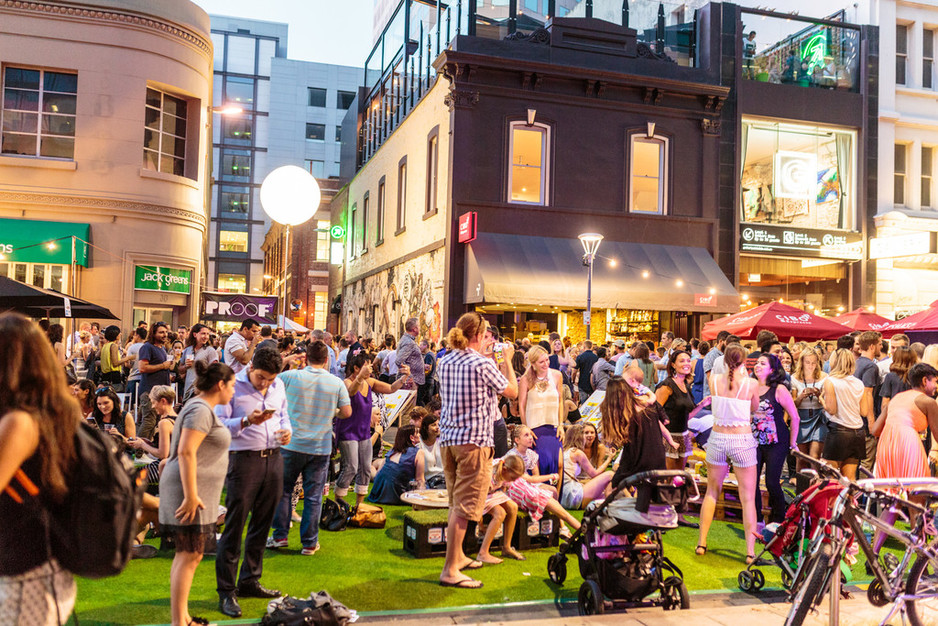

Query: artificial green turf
[73,496,892,626]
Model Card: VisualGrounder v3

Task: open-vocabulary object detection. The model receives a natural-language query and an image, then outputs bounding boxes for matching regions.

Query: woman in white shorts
[694,344,761,564]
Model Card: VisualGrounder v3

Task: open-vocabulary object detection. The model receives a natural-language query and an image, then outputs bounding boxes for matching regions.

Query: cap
[614,339,626,348]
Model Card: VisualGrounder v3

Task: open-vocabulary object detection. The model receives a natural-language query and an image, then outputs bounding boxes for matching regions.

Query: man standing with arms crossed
[269,341,351,555]
[214,348,291,618]
[437,312,518,589]
[224,318,262,375]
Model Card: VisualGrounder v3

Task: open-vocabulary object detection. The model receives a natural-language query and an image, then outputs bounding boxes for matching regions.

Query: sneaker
[131,544,158,559]
[291,511,302,523]
[301,544,321,556]
[266,537,288,549]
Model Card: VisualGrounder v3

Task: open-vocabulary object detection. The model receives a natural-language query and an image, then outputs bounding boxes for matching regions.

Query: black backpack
[319,497,351,532]
[44,422,147,578]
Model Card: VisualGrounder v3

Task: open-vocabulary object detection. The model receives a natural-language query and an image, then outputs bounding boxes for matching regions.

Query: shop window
[376,177,386,244]
[923,147,933,209]
[222,115,252,146]
[220,186,250,215]
[925,29,935,90]
[0,262,67,291]
[218,273,246,293]
[629,135,668,214]
[144,87,189,177]
[741,120,856,231]
[337,91,356,109]
[306,123,325,141]
[426,129,439,216]
[225,76,254,110]
[308,87,327,107]
[219,230,248,253]
[316,220,330,261]
[897,24,908,86]
[895,143,907,206]
[396,157,407,234]
[305,159,325,178]
[508,121,549,205]
[314,292,328,329]
[2,68,77,159]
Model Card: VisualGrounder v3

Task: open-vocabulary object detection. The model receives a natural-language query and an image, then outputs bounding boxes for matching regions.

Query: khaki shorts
[442,444,493,522]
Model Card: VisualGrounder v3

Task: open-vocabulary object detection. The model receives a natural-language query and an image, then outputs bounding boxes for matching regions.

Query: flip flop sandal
[440,578,483,589]
[459,560,483,570]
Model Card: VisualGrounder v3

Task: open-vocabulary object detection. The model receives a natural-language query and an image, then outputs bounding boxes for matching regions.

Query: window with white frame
[361,192,369,253]
[508,121,549,205]
[895,143,908,206]
[313,292,328,329]
[396,158,407,233]
[426,130,439,215]
[144,87,188,177]
[349,203,357,258]
[376,177,386,244]
[629,135,668,214]
[897,24,908,86]
[925,28,935,90]
[923,146,933,209]
[316,220,330,262]
[1,67,77,159]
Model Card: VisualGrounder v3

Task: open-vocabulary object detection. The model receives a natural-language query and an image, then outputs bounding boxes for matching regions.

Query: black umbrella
[0,276,119,320]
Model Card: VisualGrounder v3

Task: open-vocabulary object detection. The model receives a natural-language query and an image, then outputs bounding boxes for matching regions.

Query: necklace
[535,373,549,392]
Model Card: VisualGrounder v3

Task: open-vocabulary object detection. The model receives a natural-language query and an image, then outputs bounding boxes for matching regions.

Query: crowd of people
[4,310,938,623]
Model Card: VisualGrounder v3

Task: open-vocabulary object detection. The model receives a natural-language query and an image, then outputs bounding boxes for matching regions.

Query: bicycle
[785,451,938,626]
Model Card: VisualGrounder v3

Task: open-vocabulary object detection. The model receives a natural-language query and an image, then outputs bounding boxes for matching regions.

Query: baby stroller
[737,474,851,593]
[546,470,700,615]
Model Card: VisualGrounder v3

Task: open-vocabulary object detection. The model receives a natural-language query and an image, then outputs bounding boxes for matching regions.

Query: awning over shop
[0,218,90,266]
[465,233,739,313]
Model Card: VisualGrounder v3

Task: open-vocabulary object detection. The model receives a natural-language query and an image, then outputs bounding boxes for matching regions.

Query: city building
[332,0,877,344]
[0,0,213,327]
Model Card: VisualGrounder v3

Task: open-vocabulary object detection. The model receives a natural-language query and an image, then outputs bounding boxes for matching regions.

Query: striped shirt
[278,366,350,456]
[438,349,508,448]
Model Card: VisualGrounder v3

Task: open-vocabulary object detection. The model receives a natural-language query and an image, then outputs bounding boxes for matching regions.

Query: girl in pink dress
[496,455,581,535]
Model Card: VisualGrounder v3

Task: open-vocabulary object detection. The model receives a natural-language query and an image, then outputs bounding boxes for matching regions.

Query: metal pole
[829,563,841,626]
[586,255,593,343]
[281,224,290,326]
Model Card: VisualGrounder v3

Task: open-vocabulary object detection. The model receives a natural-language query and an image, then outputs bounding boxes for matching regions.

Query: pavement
[357,586,923,626]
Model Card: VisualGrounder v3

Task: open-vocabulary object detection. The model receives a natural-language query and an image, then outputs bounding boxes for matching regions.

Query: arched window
[629,134,669,214]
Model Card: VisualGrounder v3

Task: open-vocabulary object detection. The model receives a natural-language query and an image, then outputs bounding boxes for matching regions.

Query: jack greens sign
[134,265,191,294]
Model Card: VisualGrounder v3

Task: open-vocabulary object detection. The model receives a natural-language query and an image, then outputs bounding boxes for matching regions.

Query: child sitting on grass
[495,454,581,538]
[506,425,559,497]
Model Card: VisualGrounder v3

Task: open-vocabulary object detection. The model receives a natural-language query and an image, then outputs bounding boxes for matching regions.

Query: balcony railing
[740,8,861,93]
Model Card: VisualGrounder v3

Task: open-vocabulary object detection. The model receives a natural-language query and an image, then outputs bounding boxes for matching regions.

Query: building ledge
[896,86,938,101]
[0,155,76,170]
[139,167,200,190]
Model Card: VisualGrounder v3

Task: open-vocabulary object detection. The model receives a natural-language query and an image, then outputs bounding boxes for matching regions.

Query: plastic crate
[402,510,479,558]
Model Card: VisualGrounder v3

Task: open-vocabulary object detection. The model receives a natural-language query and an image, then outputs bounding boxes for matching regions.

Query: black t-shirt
[0,453,46,576]
[575,350,599,394]
[879,372,911,400]
[612,402,668,488]
[855,356,882,423]
[658,377,695,433]
[139,342,170,395]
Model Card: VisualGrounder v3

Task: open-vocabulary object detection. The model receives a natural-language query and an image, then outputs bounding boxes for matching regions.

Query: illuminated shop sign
[740,223,863,260]
[773,151,818,199]
[869,232,937,260]
[801,32,828,75]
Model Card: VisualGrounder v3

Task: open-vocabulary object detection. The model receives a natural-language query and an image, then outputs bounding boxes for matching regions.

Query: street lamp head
[212,104,244,116]
[578,232,603,257]
[260,165,321,226]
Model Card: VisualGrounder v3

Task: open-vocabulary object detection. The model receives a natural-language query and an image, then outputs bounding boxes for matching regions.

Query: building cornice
[0,190,207,230]
[0,0,212,60]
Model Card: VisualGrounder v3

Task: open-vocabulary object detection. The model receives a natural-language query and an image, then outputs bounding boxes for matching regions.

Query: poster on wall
[201,292,278,325]
[580,390,606,429]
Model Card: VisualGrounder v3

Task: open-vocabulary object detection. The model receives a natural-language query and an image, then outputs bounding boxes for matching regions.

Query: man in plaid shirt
[437,312,518,589]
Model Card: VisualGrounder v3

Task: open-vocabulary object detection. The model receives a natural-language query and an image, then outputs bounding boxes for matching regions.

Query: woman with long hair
[47,322,67,368]
[792,347,828,470]
[159,361,235,626]
[92,387,136,439]
[177,323,218,402]
[557,422,614,510]
[697,344,761,563]
[549,338,574,376]
[518,345,565,476]
[655,349,696,473]
[752,354,800,525]
[367,424,425,505]
[578,422,608,469]
[601,377,667,487]
[871,346,919,437]
[0,313,80,623]
[631,342,656,388]
[819,349,869,481]
[72,378,96,421]
[419,415,445,489]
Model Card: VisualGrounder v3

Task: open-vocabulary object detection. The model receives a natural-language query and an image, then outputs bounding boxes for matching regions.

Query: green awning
[0,218,90,267]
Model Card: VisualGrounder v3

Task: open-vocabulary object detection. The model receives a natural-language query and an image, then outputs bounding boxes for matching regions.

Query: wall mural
[343,249,444,344]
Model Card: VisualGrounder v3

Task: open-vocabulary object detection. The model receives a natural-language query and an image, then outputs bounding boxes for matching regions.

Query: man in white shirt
[224,318,262,375]
[877,333,909,377]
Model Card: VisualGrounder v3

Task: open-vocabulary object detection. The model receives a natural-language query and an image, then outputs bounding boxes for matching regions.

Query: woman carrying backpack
[0,312,80,625]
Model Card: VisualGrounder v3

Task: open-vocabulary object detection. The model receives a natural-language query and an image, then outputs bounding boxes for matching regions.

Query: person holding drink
[213,348,292,618]
[179,323,219,402]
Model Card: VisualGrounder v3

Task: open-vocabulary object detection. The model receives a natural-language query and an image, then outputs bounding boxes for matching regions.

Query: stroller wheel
[752,569,765,591]
[547,553,567,585]
[661,576,691,610]
[578,580,604,616]
[781,569,794,590]
[737,570,755,592]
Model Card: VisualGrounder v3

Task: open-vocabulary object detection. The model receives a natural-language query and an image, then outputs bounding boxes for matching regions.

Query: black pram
[547,470,699,615]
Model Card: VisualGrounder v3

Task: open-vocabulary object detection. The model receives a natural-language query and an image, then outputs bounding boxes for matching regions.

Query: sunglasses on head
[95,386,115,396]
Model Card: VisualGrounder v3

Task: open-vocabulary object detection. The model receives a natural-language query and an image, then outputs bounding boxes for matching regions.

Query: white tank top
[826,376,865,429]
[712,378,751,427]
[525,378,560,429]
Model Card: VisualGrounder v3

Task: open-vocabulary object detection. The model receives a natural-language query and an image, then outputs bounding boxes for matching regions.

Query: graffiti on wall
[343,249,444,343]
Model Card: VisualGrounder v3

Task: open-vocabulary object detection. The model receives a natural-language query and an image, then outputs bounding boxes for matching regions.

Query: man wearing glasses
[136,322,177,439]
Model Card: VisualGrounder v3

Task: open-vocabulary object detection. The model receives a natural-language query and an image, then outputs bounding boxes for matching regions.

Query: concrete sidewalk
[358,587,926,625]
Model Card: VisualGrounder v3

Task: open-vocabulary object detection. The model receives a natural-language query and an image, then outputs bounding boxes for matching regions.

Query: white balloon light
[260,165,321,226]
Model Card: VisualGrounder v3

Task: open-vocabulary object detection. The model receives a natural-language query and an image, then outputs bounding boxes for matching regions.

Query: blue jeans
[272,450,329,549]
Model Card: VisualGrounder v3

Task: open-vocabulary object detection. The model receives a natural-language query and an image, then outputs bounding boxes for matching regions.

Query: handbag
[319,498,350,532]
[348,502,386,529]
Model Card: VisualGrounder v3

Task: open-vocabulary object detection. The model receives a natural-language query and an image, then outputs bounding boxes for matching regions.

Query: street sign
[330,225,345,239]
[583,310,591,325]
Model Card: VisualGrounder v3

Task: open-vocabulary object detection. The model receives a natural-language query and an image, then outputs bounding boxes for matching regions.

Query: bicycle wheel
[904,554,938,626]
[785,542,833,626]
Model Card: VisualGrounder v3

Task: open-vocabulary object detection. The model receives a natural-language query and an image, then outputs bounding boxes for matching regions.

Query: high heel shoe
[695,545,707,556]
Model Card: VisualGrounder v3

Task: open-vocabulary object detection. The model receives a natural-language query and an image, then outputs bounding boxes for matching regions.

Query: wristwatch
[241,416,250,429]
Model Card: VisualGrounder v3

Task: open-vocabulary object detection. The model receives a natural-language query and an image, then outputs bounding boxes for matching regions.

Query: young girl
[495,454,581,536]
[475,478,523,565]
[507,425,559,496]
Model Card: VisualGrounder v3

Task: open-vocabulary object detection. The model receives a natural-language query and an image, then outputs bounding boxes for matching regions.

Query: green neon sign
[801,32,827,75]
[330,225,346,239]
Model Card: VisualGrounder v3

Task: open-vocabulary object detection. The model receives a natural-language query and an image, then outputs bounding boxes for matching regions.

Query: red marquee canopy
[702,301,853,342]
[830,308,893,333]
[882,300,938,337]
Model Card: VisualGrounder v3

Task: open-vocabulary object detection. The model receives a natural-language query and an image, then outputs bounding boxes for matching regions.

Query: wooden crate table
[402,508,559,558]
[685,476,771,521]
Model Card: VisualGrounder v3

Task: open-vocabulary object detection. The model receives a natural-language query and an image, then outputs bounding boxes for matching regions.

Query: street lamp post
[578,232,603,343]
[260,165,321,327]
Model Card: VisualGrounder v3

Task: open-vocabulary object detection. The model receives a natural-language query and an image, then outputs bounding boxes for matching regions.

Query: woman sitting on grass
[558,422,614,510]
[496,454,581,537]
[506,424,558,496]
[92,386,136,439]
[419,414,446,489]
[367,424,425,505]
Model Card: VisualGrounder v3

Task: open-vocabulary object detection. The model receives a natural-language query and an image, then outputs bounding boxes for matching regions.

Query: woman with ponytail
[437,312,518,589]
[696,343,762,565]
